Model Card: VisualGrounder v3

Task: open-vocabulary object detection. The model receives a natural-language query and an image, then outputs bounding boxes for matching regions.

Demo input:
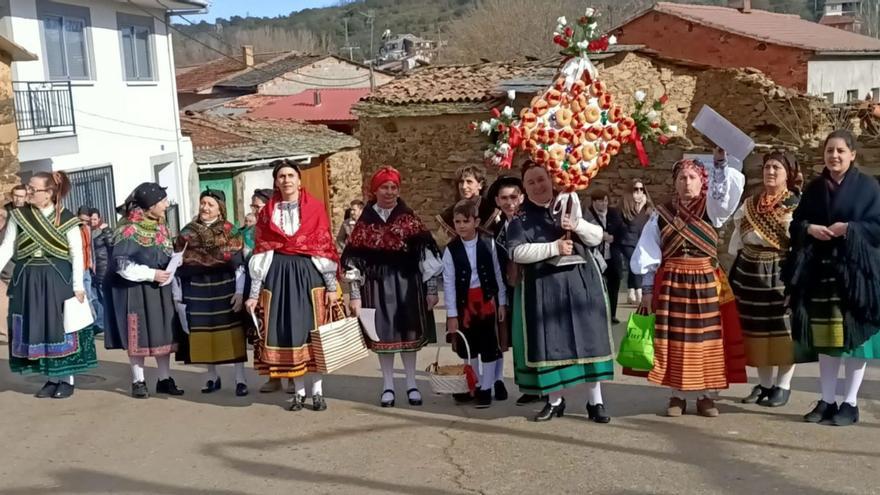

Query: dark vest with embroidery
[10,206,78,262]
[448,236,498,314]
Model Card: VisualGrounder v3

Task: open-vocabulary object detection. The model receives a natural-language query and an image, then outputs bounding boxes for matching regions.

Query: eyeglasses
[26,186,49,193]
[633,187,645,192]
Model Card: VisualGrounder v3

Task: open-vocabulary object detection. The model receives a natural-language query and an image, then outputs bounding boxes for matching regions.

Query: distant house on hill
[375,32,435,73]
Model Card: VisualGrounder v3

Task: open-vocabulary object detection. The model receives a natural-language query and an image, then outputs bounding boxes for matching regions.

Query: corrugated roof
[648,2,880,53]
[233,88,370,122]
[180,114,359,164]
[176,53,279,93]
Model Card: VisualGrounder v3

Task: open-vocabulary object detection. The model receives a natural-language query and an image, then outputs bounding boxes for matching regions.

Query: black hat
[117,182,167,217]
[487,175,523,199]
[200,187,226,205]
[253,188,273,202]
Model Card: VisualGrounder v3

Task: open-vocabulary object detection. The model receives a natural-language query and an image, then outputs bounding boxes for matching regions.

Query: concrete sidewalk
[0,300,878,495]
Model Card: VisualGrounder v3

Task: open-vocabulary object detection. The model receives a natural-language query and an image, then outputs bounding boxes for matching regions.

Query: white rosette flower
[634,90,647,102]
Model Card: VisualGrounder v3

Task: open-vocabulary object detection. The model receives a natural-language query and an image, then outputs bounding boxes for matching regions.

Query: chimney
[313,90,321,106]
[729,0,751,13]
[242,45,254,67]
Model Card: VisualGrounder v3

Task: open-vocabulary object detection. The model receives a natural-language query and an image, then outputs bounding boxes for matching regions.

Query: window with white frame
[117,13,155,81]
[37,1,93,80]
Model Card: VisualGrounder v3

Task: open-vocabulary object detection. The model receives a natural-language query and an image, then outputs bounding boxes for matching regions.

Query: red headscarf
[253,188,339,262]
[370,166,401,193]
[672,159,709,222]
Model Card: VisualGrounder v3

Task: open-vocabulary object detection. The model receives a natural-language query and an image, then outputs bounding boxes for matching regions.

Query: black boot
[201,377,222,394]
[494,380,508,401]
[312,394,327,411]
[156,378,185,396]
[35,381,59,398]
[52,382,75,399]
[235,383,249,397]
[289,394,306,411]
[516,394,541,406]
[475,388,492,409]
[741,384,772,404]
[586,403,611,424]
[762,386,791,408]
[831,402,859,426]
[804,400,838,423]
[534,398,566,422]
[131,381,149,399]
[453,392,474,404]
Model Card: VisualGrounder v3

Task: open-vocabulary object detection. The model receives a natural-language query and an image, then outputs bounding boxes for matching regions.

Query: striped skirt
[730,246,794,367]
[177,270,247,365]
[649,257,729,391]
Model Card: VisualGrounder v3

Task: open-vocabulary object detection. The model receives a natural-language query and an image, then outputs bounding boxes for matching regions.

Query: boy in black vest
[442,200,507,408]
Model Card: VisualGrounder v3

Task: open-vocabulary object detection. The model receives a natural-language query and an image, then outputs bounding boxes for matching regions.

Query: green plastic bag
[616,313,655,371]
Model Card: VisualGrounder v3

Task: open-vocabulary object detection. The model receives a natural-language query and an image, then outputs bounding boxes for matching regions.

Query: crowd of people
[0,128,877,427]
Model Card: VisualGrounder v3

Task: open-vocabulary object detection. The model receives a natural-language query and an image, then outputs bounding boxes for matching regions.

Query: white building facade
[0,0,204,226]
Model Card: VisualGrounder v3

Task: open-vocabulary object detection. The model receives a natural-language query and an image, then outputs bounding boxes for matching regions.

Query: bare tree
[858,0,880,38]
[174,26,330,66]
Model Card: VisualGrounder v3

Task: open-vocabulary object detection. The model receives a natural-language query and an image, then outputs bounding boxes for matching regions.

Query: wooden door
[299,161,331,217]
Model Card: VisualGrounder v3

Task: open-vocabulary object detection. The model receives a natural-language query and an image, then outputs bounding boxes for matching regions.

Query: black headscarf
[253,188,273,203]
[117,182,167,216]
[200,187,227,220]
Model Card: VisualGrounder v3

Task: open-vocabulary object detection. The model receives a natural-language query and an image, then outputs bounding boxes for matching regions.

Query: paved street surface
[0,296,878,495]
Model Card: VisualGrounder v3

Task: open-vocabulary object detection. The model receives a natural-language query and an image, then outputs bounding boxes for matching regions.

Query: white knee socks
[62,375,74,385]
[401,351,418,391]
[586,382,603,406]
[757,367,774,388]
[205,364,218,381]
[130,356,146,383]
[310,374,323,396]
[156,355,171,380]
[292,376,306,397]
[548,391,563,406]
[819,354,841,404]
[776,364,795,391]
[843,358,867,406]
[479,360,496,391]
[379,354,395,403]
[494,354,504,383]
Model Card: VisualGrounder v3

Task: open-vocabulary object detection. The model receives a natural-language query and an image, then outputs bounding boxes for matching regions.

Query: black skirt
[104,276,180,357]
[362,264,436,353]
[177,269,247,365]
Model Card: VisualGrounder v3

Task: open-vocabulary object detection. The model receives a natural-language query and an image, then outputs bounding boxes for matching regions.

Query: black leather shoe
[201,377,222,394]
[832,402,859,426]
[612,318,621,325]
[534,398,566,422]
[312,393,327,411]
[516,393,541,406]
[762,386,791,408]
[804,400,838,423]
[35,381,59,398]
[587,403,611,424]
[289,394,305,411]
[453,392,474,404]
[131,381,149,399]
[475,388,492,409]
[235,383,249,397]
[156,378,185,396]
[52,382,75,399]
[741,384,772,404]
[380,389,395,408]
[494,380,508,401]
[407,388,422,406]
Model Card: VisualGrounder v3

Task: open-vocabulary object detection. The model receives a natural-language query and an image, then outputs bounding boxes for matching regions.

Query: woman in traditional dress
[619,179,654,305]
[785,129,880,427]
[0,172,97,398]
[631,152,746,417]
[342,166,442,408]
[244,160,339,412]
[507,162,614,423]
[104,183,184,399]
[729,151,800,407]
[174,188,248,397]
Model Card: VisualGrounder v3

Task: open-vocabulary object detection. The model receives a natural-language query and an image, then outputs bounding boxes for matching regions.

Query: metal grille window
[63,165,117,228]
[118,13,155,81]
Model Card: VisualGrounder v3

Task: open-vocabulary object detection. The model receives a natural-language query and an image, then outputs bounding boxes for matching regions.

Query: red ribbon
[632,128,650,168]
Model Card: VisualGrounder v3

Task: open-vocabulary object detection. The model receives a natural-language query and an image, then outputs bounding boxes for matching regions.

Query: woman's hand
[828,222,848,238]
[325,289,338,308]
[426,294,439,310]
[556,238,574,256]
[244,298,258,315]
[637,293,653,315]
[497,305,507,323]
[807,224,834,241]
[349,298,361,317]
[230,293,243,312]
[153,270,171,284]
[74,290,86,304]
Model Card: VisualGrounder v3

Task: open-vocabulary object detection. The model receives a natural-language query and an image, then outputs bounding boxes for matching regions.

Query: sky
[186,0,339,23]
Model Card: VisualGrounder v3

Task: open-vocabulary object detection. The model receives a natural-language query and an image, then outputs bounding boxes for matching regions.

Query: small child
[442,200,507,408]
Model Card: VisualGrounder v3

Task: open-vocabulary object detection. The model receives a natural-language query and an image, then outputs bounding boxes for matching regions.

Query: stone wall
[0,52,20,200]
[326,148,362,234]
[356,51,837,258]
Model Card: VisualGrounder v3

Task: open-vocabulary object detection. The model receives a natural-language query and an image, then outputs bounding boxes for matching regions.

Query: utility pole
[341,17,359,61]
[358,10,375,62]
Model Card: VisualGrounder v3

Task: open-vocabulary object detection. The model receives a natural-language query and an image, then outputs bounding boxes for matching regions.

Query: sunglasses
[633,187,645,192]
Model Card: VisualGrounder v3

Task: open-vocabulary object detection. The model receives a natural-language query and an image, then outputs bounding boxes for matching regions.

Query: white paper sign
[692,105,755,162]
[160,250,185,286]
[63,297,94,334]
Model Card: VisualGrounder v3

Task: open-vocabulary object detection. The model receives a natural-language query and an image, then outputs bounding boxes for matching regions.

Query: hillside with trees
[173,0,831,66]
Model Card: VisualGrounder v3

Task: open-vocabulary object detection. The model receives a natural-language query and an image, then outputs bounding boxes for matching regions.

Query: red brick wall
[615,12,811,91]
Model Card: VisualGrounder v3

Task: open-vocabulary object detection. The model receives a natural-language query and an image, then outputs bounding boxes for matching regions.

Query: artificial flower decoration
[628,91,676,166]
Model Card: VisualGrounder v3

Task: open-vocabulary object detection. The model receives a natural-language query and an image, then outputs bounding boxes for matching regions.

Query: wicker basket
[426,330,480,395]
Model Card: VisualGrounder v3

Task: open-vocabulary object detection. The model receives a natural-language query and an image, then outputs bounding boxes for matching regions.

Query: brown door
[299,161,331,216]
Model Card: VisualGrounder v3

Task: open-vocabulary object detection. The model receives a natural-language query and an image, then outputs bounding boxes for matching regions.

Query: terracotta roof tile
[180,115,359,164]
[651,2,880,52]
[233,88,370,122]
[176,53,283,93]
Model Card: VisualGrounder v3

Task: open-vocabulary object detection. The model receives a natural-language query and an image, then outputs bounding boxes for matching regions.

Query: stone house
[354,45,840,260]
[0,34,37,197]
[180,114,360,232]
[612,1,880,104]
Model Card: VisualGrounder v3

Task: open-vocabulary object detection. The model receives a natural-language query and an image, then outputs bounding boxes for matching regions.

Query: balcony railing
[13,81,76,138]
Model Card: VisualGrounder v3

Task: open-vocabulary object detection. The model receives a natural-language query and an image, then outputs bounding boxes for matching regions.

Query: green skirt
[512,286,614,395]
[9,325,99,377]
